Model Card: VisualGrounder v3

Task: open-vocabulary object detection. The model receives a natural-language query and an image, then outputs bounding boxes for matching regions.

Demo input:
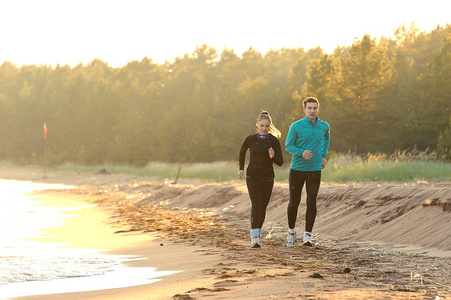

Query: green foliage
[0,25,450,166]
[395,25,451,150]
[437,117,451,161]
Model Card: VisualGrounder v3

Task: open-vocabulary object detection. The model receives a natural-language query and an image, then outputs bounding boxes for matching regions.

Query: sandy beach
[1,166,450,299]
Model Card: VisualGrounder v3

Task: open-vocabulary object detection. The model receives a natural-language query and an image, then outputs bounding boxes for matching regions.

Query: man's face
[304,102,318,121]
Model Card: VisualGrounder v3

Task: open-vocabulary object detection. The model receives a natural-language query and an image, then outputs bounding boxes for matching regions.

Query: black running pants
[287,169,321,232]
[246,176,274,229]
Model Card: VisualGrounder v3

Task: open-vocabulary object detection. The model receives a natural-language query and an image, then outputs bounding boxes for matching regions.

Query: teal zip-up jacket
[285,116,330,171]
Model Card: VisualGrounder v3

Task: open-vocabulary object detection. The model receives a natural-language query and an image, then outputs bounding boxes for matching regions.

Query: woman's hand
[238,169,244,179]
[268,147,275,159]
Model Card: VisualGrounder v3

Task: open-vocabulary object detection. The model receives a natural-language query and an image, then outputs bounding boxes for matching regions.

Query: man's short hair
[303,97,319,108]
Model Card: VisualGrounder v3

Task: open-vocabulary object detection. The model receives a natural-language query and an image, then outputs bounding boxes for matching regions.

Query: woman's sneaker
[303,232,312,246]
[251,236,261,248]
[286,232,296,247]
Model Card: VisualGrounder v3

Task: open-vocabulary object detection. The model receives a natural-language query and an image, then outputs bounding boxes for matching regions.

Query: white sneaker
[251,236,261,248]
[303,232,312,246]
[286,232,296,247]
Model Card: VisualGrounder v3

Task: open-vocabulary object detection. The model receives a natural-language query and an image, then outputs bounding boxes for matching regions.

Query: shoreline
[8,188,226,300]
[2,167,451,299]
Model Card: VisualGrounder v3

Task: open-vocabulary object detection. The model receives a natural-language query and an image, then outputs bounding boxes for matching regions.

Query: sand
[1,166,450,299]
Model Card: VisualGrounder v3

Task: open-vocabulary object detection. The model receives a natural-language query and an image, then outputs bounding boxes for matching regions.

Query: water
[0,179,177,298]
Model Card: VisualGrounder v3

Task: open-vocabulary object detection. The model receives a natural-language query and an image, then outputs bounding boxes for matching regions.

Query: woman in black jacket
[238,111,283,248]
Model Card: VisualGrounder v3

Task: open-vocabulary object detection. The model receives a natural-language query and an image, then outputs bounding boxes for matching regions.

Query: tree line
[0,24,450,166]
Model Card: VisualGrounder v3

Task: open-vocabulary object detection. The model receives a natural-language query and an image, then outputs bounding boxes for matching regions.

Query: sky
[1,0,450,68]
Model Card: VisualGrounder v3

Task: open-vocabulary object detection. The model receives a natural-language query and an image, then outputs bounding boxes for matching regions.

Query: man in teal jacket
[285,97,330,247]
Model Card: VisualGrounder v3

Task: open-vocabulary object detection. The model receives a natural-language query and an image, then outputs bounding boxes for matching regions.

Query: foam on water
[0,179,178,298]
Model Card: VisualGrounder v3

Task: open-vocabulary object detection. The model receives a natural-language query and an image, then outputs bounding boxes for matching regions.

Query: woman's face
[257,119,271,136]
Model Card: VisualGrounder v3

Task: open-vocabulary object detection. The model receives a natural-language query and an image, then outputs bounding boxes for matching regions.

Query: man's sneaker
[251,236,261,248]
[286,232,296,247]
[303,232,312,246]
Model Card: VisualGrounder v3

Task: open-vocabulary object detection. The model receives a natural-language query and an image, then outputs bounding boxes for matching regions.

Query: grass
[2,151,450,183]
[323,157,450,183]
[50,161,240,182]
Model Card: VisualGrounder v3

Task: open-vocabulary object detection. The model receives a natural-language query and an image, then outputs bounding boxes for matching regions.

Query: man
[285,97,330,247]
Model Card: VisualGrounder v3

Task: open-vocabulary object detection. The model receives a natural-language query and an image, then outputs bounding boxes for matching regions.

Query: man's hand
[322,157,327,169]
[302,150,313,160]
[238,169,244,179]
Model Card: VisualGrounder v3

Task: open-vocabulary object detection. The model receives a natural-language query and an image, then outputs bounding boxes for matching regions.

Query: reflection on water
[0,180,73,248]
[0,179,177,298]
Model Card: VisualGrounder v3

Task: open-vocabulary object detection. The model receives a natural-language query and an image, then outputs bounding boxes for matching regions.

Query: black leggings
[246,176,274,229]
[287,169,321,232]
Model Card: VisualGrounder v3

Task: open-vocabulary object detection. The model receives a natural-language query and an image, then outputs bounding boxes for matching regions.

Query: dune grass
[57,154,451,183]
[322,155,450,183]
[51,161,239,182]
[2,151,450,183]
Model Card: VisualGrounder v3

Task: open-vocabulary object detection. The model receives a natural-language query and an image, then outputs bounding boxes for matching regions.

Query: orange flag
[43,122,48,139]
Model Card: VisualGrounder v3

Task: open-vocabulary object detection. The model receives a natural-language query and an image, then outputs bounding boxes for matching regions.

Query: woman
[238,111,283,248]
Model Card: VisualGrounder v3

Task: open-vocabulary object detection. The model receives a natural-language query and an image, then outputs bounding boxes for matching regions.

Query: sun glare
[0,180,74,251]
[0,0,449,67]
